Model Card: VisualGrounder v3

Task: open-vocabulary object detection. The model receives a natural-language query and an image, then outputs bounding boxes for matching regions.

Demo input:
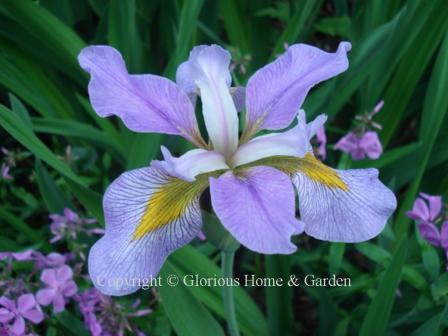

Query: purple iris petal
[293,168,396,242]
[231,86,246,112]
[176,45,239,155]
[153,146,229,182]
[79,42,399,297]
[78,46,200,144]
[298,110,328,142]
[210,166,303,254]
[231,119,308,167]
[88,166,202,295]
[245,42,351,133]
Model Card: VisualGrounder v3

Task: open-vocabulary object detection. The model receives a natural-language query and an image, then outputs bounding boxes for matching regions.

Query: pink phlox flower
[36,265,78,314]
[0,294,43,336]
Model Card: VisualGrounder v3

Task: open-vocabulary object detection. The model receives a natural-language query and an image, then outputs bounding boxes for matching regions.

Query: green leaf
[0,207,42,244]
[35,159,71,213]
[359,237,408,336]
[317,290,337,336]
[159,262,225,336]
[422,246,440,282]
[0,0,86,84]
[271,0,323,58]
[108,0,143,72]
[314,16,351,38]
[219,0,249,52]
[0,38,75,119]
[328,243,345,275]
[54,311,90,336]
[265,255,295,335]
[394,31,448,238]
[32,117,126,160]
[377,1,448,145]
[164,0,204,79]
[202,211,240,252]
[0,105,103,221]
[9,93,32,129]
[351,142,422,169]
[125,133,164,170]
[410,303,448,336]
[64,178,104,224]
[0,105,83,185]
[170,246,268,336]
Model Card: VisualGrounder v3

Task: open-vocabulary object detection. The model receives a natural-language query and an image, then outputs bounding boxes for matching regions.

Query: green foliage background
[0,0,448,335]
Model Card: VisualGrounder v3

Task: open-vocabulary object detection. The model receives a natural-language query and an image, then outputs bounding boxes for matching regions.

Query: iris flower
[78,42,397,295]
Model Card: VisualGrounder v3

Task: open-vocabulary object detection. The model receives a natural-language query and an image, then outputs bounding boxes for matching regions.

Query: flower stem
[221,250,240,336]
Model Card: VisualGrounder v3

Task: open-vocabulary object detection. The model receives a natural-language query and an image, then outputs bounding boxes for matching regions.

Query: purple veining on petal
[245,42,351,134]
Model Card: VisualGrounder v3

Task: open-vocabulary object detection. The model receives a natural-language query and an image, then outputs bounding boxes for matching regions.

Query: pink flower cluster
[75,289,151,336]
[0,295,43,336]
[335,100,384,160]
[334,131,382,160]
[1,207,153,335]
[406,193,448,256]
[49,207,102,244]
[0,251,77,335]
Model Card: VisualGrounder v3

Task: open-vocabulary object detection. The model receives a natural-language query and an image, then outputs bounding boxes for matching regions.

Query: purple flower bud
[0,164,12,181]
[49,208,98,243]
[372,100,384,115]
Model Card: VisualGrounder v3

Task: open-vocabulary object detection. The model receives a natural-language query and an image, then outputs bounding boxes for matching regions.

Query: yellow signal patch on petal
[296,153,348,190]
[132,175,209,240]
[236,152,348,191]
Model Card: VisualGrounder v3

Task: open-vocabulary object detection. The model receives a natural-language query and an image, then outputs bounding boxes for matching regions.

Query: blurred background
[0,0,448,335]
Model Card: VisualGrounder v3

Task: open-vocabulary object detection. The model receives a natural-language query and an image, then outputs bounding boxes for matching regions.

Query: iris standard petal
[297,109,328,141]
[292,155,396,242]
[231,86,246,112]
[152,146,229,182]
[78,46,201,144]
[88,167,207,295]
[210,166,303,254]
[245,42,351,135]
[176,45,239,156]
[231,121,308,167]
